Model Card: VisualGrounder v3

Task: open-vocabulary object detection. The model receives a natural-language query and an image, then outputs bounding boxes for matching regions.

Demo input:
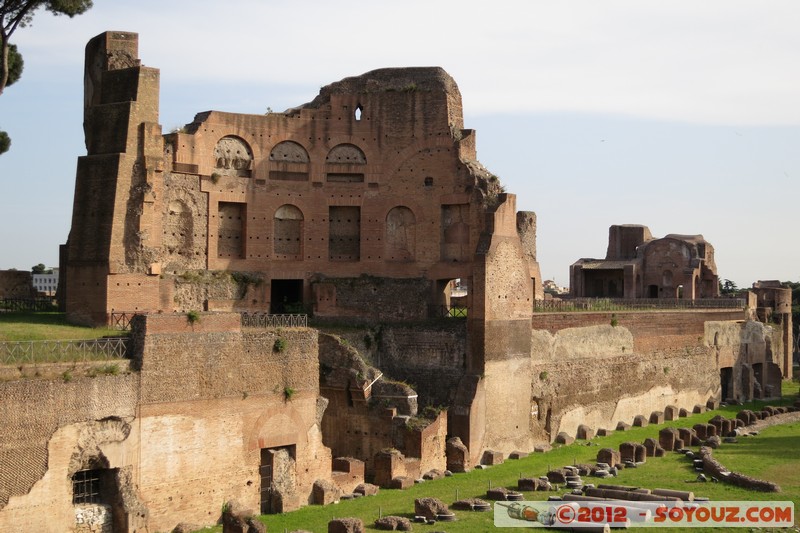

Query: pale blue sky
[1,1,798,287]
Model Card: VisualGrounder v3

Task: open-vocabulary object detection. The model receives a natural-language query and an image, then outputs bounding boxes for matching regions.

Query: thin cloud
[12,0,800,125]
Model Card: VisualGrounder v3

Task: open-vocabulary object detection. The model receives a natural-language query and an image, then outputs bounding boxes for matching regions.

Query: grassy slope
[193,381,799,533]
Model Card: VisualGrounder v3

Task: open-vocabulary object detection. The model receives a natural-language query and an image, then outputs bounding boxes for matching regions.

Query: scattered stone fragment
[375,516,412,531]
[555,432,575,445]
[329,517,365,532]
[414,497,450,520]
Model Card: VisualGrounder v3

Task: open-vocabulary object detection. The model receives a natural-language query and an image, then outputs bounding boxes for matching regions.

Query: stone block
[555,432,574,445]
[654,446,666,458]
[694,423,708,439]
[643,438,659,457]
[619,442,637,462]
[313,479,342,505]
[596,428,613,437]
[664,405,680,421]
[446,436,470,473]
[375,516,412,531]
[534,444,552,453]
[389,476,414,490]
[721,419,734,436]
[693,404,706,414]
[679,408,690,418]
[422,469,444,480]
[482,449,504,465]
[596,448,621,468]
[633,415,648,427]
[615,421,631,431]
[517,477,552,491]
[414,497,449,520]
[222,500,265,533]
[679,426,701,446]
[706,398,720,410]
[355,483,379,496]
[509,450,528,459]
[328,518,365,533]
[649,411,664,424]
[658,427,680,451]
[546,469,568,483]
[577,425,595,440]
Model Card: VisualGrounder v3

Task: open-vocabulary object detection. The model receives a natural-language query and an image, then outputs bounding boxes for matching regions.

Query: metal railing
[108,311,141,331]
[534,298,746,313]
[0,298,57,312]
[429,305,468,318]
[0,337,129,365]
[241,313,308,328]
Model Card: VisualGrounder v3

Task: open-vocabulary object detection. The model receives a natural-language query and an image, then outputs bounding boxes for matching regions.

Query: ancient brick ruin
[569,224,719,299]
[0,31,793,532]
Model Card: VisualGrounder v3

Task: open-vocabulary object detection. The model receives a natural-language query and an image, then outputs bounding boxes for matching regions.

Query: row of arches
[213,136,367,175]
[275,204,416,260]
[164,201,419,261]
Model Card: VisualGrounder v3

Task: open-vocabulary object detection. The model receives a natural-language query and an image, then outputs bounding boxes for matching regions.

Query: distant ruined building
[570,224,719,299]
[0,31,791,532]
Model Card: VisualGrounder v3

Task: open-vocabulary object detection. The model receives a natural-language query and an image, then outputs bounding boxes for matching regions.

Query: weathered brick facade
[5,29,786,533]
[63,31,542,325]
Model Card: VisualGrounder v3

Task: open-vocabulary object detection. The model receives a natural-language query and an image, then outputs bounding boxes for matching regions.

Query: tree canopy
[1,0,92,154]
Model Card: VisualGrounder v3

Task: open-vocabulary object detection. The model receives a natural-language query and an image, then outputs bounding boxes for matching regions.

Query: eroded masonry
[0,31,792,532]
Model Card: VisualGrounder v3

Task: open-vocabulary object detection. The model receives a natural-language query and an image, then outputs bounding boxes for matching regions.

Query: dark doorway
[259,449,274,514]
[648,284,658,298]
[720,367,733,401]
[753,363,764,399]
[270,279,303,313]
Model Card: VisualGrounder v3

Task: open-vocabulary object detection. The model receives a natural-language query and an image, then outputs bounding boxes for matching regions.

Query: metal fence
[534,298,746,313]
[0,337,129,365]
[0,298,57,312]
[429,305,468,318]
[108,311,141,331]
[241,313,308,328]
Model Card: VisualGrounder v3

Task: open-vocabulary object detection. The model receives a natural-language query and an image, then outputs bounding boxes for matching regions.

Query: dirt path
[746,410,800,432]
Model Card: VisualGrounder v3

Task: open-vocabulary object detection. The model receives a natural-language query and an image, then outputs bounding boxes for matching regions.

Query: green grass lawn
[0,311,123,341]
[194,381,800,533]
[0,312,127,364]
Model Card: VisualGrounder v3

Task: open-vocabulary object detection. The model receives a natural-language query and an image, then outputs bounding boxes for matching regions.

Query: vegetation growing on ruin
[273,338,287,352]
[186,310,201,324]
[193,381,800,533]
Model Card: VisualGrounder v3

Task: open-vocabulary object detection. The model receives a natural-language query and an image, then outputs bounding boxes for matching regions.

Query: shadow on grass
[0,311,69,325]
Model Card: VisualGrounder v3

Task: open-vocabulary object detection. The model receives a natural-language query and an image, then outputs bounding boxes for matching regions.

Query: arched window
[274,205,304,257]
[385,206,416,261]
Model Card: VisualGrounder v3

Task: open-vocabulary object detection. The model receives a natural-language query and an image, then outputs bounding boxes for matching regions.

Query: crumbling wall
[707,319,784,401]
[527,311,743,442]
[0,372,140,531]
[313,276,432,321]
[373,322,467,407]
[132,312,329,530]
[0,270,35,299]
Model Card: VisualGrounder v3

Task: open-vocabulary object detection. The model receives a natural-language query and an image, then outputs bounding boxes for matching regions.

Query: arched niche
[214,136,253,177]
[269,141,309,181]
[385,206,416,261]
[274,204,304,257]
